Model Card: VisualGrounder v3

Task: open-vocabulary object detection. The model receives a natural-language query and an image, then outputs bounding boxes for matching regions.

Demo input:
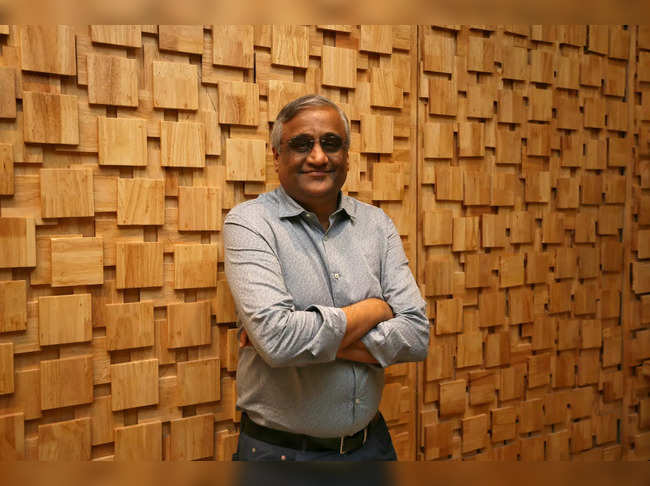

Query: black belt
[240,412,381,455]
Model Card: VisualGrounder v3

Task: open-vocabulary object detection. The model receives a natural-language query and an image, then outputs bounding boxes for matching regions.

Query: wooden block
[424,421,454,460]
[423,210,453,246]
[87,54,138,107]
[38,418,91,461]
[0,343,13,395]
[98,117,147,166]
[360,114,393,153]
[500,364,525,401]
[499,254,524,288]
[526,252,551,284]
[425,258,453,296]
[0,412,23,460]
[597,205,622,235]
[549,280,572,314]
[481,213,506,247]
[528,353,551,388]
[510,211,533,243]
[464,253,492,288]
[90,25,141,47]
[38,294,91,346]
[359,25,392,54]
[468,371,496,405]
[370,68,403,109]
[457,332,483,368]
[479,291,506,327]
[528,86,552,122]
[463,170,490,206]
[20,25,76,75]
[452,216,479,252]
[491,173,517,206]
[496,127,521,164]
[526,123,550,156]
[467,36,494,73]
[556,177,580,208]
[519,399,543,434]
[218,81,259,126]
[50,237,103,287]
[372,163,404,201]
[75,395,124,446]
[177,186,221,231]
[509,286,533,324]
[105,302,154,351]
[0,144,12,198]
[639,51,650,83]
[158,25,203,55]
[212,25,254,68]
[0,280,26,333]
[23,91,79,144]
[485,331,510,367]
[575,213,596,243]
[160,121,205,168]
[497,89,524,124]
[225,138,265,182]
[174,244,218,289]
[152,61,198,110]
[458,121,485,157]
[170,413,214,460]
[491,407,516,442]
[110,359,158,411]
[608,26,629,60]
[557,55,579,89]
[633,262,650,294]
[608,136,632,168]
[606,99,627,132]
[425,338,454,382]
[271,25,309,68]
[555,352,577,388]
[428,77,457,116]
[0,68,16,117]
[167,300,211,348]
[117,178,165,225]
[435,166,463,201]
[41,355,93,409]
[435,298,463,334]
[176,357,220,406]
[423,31,454,74]
[321,46,356,89]
[115,242,163,289]
[423,122,453,159]
[40,168,94,218]
[267,80,308,122]
[581,174,602,205]
[115,421,161,461]
[439,379,465,416]
[542,211,565,243]
[529,50,554,84]
[502,45,527,80]
[462,414,488,453]
[0,218,36,268]
[604,175,626,204]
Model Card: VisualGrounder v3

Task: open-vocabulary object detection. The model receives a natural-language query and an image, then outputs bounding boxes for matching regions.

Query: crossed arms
[224,212,429,368]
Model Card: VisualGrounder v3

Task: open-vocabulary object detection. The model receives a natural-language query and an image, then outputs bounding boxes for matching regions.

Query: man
[224,94,429,461]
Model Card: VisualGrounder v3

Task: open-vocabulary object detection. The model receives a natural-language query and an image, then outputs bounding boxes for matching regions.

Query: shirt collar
[276,186,357,221]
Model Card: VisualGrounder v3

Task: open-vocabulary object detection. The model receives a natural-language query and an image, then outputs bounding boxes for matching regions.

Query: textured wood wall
[0,25,648,462]
[418,25,649,461]
[0,25,419,461]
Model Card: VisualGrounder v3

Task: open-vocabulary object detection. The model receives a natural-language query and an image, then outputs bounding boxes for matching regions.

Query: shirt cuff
[304,304,347,360]
[360,324,394,368]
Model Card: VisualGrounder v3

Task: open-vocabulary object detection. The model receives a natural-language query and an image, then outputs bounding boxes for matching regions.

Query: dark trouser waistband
[240,412,381,455]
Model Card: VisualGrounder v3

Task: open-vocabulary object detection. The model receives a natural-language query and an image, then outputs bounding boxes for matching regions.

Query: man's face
[273,106,348,206]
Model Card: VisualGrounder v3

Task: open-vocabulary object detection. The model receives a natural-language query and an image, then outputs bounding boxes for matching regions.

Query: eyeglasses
[283,133,345,154]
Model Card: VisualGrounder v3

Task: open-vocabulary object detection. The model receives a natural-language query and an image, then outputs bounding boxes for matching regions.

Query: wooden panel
[212,25,254,68]
[176,358,220,406]
[0,280,26,333]
[158,25,203,55]
[50,237,103,287]
[117,178,165,225]
[0,343,13,395]
[225,138,265,181]
[174,244,218,289]
[321,46,356,89]
[361,114,393,153]
[0,218,36,268]
[38,294,91,345]
[38,418,91,461]
[169,413,214,460]
[0,412,24,460]
[98,117,148,166]
[87,54,138,107]
[360,25,392,54]
[167,300,211,348]
[178,186,222,231]
[115,242,163,289]
[271,25,309,68]
[90,25,141,47]
[0,70,16,119]
[114,421,161,461]
[20,25,76,75]
[152,61,198,110]
[110,359,159,411]
[40,168,94,218]
[218,81,259,126]
[23,91,79,144]
[105,302,154,351]
[40,355,93,409]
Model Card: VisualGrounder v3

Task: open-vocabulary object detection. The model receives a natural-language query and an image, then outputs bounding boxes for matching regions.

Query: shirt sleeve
[224,213,346,368]
[360,213,430,367]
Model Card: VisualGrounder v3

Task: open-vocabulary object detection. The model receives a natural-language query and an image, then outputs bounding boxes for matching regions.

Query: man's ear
[272,147,280,172]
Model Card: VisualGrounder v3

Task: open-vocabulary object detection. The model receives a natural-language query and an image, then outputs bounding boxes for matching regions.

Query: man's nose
[306,140,328,164]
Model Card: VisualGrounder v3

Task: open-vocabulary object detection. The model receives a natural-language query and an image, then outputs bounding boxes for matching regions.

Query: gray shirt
[223,186,429,438]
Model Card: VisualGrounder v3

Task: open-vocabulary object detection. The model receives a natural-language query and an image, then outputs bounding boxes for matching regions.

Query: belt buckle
[339,427,368,455]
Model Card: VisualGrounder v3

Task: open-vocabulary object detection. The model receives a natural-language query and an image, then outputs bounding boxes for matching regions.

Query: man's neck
[285,189,341,230]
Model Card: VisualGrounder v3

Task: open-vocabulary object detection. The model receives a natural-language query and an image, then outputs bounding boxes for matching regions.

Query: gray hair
[271,94,351,152]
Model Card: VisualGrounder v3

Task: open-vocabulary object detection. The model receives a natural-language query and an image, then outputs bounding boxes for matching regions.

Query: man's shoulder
[225,189,280,223]
[342,194,391,225]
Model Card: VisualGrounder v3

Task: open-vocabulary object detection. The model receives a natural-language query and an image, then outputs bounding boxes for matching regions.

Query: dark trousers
[233,412,397,462]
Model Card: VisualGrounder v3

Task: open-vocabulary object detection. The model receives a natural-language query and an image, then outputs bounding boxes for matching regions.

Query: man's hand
[336,339,379,364]
[340,298,393,349]
[240,328,250,347]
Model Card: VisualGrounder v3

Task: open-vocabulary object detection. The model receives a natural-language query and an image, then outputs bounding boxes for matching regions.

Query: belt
[240,412,381,455]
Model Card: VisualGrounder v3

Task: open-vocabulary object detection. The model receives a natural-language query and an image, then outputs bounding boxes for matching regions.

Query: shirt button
[355,398,361,404]
[333,273,340,279]
[323,235,328,241]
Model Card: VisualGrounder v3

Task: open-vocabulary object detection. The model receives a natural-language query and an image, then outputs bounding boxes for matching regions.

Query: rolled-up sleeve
[360,213,429,367]
[224,214,346,368]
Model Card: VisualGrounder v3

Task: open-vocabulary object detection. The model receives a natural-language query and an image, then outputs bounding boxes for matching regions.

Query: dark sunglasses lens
[320,134,343,153]
[287,135,314,153]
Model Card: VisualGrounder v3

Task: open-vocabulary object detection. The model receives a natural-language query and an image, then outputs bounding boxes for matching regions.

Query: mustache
[298,168,335,173]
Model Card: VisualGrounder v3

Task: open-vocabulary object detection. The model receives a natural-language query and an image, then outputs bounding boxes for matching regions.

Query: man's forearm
[339,298,393,349]
[336,338,379,364]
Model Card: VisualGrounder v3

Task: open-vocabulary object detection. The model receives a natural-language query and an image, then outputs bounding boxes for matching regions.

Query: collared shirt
[223,186,429,438]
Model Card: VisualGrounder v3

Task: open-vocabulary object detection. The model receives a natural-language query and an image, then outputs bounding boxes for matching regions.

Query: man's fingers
[239,329,249,347]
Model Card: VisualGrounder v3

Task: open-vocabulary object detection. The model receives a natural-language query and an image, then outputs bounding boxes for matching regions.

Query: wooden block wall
[0,25,418,461]
[418,25,640,461]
